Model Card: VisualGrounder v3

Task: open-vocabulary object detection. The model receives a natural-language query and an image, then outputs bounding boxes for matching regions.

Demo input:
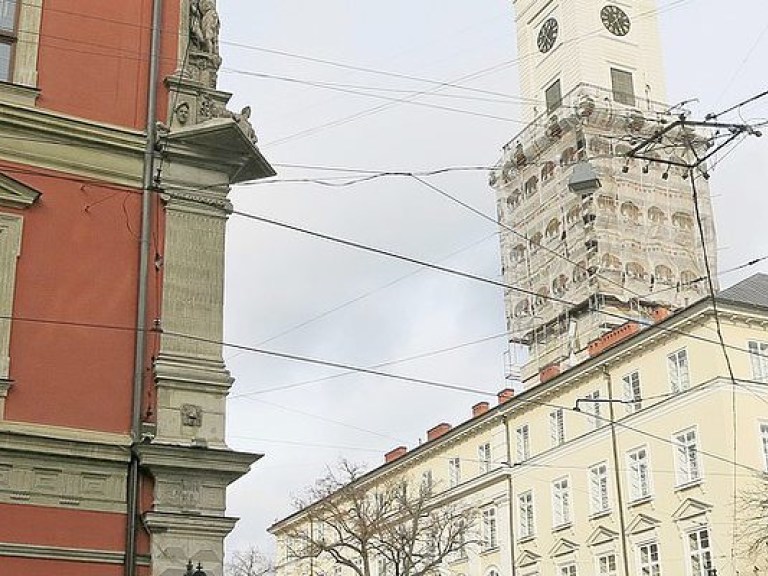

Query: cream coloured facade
[270,276,768,576]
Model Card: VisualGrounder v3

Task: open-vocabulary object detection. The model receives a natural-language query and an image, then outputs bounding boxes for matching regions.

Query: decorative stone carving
[189,0,222,88]
[181,404,203,427]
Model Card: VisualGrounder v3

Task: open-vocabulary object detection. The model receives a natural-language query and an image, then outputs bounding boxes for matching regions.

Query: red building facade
[0,1,273,575]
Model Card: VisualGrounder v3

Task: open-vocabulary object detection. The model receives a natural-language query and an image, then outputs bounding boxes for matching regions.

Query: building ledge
[0,81,40,107]
[674,478,703,493]
[628,494,654,508]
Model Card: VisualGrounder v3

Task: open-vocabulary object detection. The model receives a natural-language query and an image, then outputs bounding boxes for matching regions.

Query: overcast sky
[213,0,768,555]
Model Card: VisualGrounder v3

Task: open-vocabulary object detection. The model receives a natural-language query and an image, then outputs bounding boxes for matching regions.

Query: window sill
[480,546,500,556]
[517,534,536,544]
[0,81,40,107]
[589,509,612,520]
[552,522,572,533]
[628,495,653,507]
[675,478,703,492]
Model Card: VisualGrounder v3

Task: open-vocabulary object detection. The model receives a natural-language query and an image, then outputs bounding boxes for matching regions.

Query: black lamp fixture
[185,560,207,576]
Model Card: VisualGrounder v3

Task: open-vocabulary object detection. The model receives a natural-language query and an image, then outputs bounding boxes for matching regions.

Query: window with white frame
[449,458,461,487]
[478,442,492,473]
[377,557,388,576]
[668,348,690,393]
[559,562,577,576]
[761,422,768,472]
[589,462,610,514]
[637,542,661,576]
[627,447,651,500]
[482,506,498,549]
[421,469,433,493]
[597,553,617,576]
[623,370,642,413]
[748,341,768,382]
[334,566,342,576]
[586,389,602,429]
[687,528,713,576]
[550,408,565,447]
[552,477,571,527]
[516,424,530,462]
[673,428,701,485]
[0,0,18,82]
[518,490,535,538]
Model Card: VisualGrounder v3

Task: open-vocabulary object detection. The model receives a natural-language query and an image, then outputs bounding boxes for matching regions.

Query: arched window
[648,206,665,223]
[566,204,581,226]
[530,232,543,251]
[524,176,539,196]
[680,270,699,285]
[620,201,641,223]
[572,261,589,284]
[601,253,621,270]
[654,264,673,283]
[535,287,550,308]
[552,274,569,296]
[545,218,561,240]
[597,195,617,211]
[507,189,521,208]
[514,300,531,317]
[512,244,526,263]
[560,147,576,166]
[541,161,555,182]
[672,212,693,230]
[626,262,647,279]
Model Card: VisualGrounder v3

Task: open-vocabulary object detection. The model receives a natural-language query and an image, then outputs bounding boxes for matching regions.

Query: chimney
[472,401,490,417]
[385,446,407,464]
[651,307,671,323]
[497,388,515,404]
[426,423,452,442]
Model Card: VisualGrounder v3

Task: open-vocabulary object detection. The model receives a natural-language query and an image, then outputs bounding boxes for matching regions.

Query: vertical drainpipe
[603,366,631,576]
[502,415,517,576]
[126,0,164,575]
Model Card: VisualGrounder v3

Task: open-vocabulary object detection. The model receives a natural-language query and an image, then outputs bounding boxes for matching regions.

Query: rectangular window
[598,553,617,576]
[560,563,577,576]
[377,558,388,576]
[335,566,343,576]
[421,469,433,493]
[623,370,643,413]
[516,424,530,462]
[627,447,651,500]
[550,408,565,447]
[449,458,461,487]
[589,462,610,514]
[518,490,535,538]
[552,477,571,527]
[611,67,635,106]
[0,0,17,82]
[674,428,701,485]
[749,341,768,383]
[761,422,768,472]
[587,389,602,429]
[482,507,498,549]
[638,542,661,576]
[478,442,492,474]
[668,349,690,393]
[688,528,713,576]
[546,79,562,114]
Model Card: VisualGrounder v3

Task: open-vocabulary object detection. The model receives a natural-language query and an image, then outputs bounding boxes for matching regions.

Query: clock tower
[515,0,667,122]
[491,0,717,383]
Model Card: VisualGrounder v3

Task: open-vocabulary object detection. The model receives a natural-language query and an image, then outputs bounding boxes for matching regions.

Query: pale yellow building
[270,275,768,576]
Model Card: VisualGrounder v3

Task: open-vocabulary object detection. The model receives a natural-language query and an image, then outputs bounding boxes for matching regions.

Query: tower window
[545,79,562,114]
[610,68,635,106]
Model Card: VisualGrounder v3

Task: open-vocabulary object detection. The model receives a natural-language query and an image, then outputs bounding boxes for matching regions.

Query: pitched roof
[717,273,768,310]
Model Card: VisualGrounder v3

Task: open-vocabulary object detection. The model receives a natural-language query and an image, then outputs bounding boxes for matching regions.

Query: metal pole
[125,0,163,574]
[603,367,631,576]
[502,415,517,576]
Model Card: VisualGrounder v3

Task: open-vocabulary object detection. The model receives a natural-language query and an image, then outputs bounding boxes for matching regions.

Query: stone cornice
[0,421,130,463]
[143,510,239,536]
[136,442,261,480]
[0,542,150,566]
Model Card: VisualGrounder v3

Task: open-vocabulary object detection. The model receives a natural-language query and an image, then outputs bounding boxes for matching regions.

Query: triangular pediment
[587,525,619,546]
[0,173,41,209]
[672,498,713,521]
[549,538,579,557]
[627,513,661,534]
[517,549,541,567]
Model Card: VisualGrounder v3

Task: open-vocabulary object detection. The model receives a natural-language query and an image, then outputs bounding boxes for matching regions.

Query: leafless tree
[282,460,479,576]
[227,546,274,576]
[736,473,768,567]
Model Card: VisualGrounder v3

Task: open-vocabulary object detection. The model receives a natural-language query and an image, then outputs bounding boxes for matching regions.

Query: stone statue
[200,0,220,58]
[189,0,205,51]
[233,106,257,143]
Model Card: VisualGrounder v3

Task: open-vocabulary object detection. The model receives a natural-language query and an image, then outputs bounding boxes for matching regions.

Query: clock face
[601,5,631,36]
[537,18,559,53]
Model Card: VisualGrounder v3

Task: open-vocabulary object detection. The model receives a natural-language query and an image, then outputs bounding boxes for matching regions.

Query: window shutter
[611,68,635,106]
